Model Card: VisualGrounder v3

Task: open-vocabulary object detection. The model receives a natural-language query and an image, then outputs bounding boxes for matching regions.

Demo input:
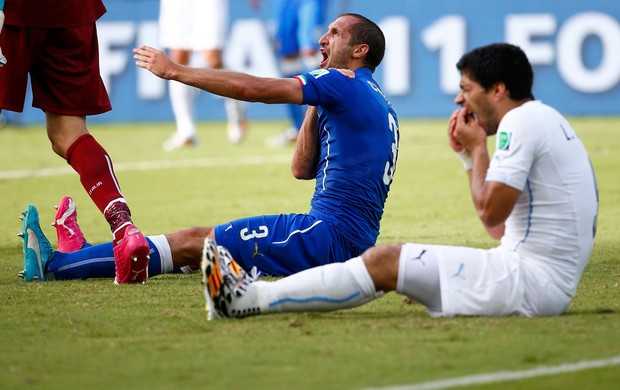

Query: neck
[500,97,533,118]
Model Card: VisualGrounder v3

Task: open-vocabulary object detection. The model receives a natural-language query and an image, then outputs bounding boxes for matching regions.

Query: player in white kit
[159,0,247,149]
[202,43,598,320]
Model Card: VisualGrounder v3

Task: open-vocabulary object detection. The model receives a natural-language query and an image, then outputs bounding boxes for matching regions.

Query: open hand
[133,45,177,80]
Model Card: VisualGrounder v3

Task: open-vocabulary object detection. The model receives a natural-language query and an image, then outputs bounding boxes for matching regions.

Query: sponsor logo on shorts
[452,262,466,279]
[411,249,427,265]
[252,242,264,258]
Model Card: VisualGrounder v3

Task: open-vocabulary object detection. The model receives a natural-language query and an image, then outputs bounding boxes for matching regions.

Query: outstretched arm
[450,108,520,240]
[133,45,303,104]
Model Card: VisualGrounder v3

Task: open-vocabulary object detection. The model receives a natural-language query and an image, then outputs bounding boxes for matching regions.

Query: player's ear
[491,81,508,102]
[352,44,369,60]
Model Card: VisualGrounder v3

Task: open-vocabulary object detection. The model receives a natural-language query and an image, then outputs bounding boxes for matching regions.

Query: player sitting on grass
[17,13,399,283]
[201,43,598,319]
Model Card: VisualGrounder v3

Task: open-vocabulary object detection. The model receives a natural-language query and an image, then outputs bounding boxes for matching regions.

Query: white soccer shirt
[159,0,228,50]
[486,100,598,298]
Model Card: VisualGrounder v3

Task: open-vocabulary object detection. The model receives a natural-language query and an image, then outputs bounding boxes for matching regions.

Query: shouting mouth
[320,49,329,68]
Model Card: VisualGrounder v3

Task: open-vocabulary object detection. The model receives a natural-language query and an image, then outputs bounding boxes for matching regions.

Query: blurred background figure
[159,0,248,151]
[266,0,328,147]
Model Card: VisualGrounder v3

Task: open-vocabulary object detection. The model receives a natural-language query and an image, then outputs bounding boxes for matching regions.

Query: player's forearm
[134,45,302,104]
[467,145,516,235]
[467,145,495,224]
[291,107,319,180]
[174,66,287,103]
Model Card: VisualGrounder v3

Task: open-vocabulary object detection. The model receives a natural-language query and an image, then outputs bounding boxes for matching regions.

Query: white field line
[367,355,620,390]
[0,154,291,180]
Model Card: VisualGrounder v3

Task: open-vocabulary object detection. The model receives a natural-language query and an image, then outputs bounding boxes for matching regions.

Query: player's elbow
[477,206,505,239]
[484,223,505,240]
[291,165,315,180]
[477,207,505,230]
[291,158,316,179]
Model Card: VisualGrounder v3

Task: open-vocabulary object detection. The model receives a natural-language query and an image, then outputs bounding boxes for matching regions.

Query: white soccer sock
[232,257,383,315]
[169,80,197,140]
[148,234,174,274]
[224,98,246,126]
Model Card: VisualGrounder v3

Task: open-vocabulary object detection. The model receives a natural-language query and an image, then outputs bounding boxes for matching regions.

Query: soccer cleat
[163,135,197,151]
[113,224,150,284]
[266,126,298,148]
[53,196,86,252]
[20,205,55,281]
[201,238,256,320]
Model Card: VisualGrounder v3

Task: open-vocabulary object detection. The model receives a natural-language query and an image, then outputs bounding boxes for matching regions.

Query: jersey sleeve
[295,69,355,108]
[485,112,538,191]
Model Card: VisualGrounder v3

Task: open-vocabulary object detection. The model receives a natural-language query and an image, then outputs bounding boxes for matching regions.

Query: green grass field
[0,118,619,389]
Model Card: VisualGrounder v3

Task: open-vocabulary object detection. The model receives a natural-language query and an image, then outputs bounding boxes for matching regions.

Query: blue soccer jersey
[297,67,400,248]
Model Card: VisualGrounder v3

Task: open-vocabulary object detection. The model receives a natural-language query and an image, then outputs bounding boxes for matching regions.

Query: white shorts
[399,243,571,317]
[159,0,228,50]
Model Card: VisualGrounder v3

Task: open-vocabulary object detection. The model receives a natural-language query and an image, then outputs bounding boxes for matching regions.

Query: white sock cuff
[148,234,174,274]
[345,257,382,298]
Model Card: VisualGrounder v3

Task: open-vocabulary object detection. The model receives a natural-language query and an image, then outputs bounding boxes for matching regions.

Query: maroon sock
[66,134,133,242]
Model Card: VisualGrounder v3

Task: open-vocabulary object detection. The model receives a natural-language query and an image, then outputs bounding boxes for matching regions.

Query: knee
[47,130,70,158]
[184,226,214,250]
[50,142,66,159]
[362,244,402,292]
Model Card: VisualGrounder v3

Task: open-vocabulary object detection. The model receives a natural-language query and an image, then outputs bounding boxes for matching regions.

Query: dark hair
[341,13,385,72]
[456,43,534,101]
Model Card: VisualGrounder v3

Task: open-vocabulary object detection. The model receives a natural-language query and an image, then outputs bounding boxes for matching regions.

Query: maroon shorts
[0,23,111,115]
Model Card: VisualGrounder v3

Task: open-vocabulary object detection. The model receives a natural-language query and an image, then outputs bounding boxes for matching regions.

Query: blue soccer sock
[45,235,173,280]
[287,103,305,131]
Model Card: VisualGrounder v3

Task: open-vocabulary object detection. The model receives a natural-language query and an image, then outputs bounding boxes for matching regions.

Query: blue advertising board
[10,0,620,124]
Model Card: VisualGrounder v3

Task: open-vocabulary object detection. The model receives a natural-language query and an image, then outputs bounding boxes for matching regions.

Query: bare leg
[362,244,402,292]
[46,113,88,158]
[165,226,214,269]
[165,49,198,149]
[202,49,248,144]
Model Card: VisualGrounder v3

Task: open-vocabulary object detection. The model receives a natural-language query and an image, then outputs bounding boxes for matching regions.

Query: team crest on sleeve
[309,69,330,79]
[497,131,513,151]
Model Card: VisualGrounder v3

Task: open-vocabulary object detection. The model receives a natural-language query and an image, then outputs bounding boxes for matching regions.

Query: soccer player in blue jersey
[19,13,400,282]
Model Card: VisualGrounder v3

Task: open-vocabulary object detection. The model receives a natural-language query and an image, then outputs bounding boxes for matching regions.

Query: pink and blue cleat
[53,196,86,252]
[19,205,54,281]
